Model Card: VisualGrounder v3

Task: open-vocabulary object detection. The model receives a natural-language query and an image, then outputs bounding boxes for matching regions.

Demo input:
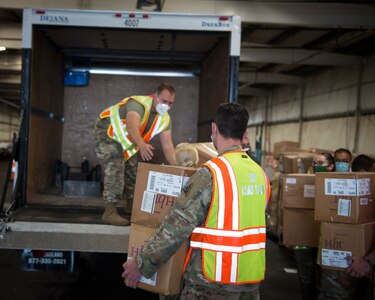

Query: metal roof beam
[239,71,304,86]
[238,86,269,96]
[240,48,363,66]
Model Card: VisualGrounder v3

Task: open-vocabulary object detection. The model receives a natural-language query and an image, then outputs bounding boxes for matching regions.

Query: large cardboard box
[273,141,300,159]
[279,153,315,174]
[127,223,189,295]
[319,221,375,271]
[191,142,217,165]
[283,208,321,247]
[283,174,315,209]
[131,163,196,227]
[315,172,375,224]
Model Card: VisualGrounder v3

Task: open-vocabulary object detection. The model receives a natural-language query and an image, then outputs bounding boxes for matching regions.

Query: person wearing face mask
[93,83,177,226]
[334,148,352,172]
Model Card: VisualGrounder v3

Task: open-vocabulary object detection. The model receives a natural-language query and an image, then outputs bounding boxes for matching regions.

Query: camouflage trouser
[318,267,372,300]
[93,118,138,210]
[294,247,318,300]
[179,283,260,300]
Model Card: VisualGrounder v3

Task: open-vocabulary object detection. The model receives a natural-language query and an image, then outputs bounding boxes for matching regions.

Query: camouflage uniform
[137,145,262,299]
[93,117,138,209]
[318,268,372,300]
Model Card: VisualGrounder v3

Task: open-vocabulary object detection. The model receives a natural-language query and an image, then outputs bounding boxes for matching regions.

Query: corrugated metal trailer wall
[245,52,375,159]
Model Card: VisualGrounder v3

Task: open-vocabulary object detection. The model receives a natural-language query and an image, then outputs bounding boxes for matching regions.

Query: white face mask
[156,103,169,116]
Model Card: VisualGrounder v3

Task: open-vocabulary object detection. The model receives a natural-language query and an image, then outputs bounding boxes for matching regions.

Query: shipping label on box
[319,221,375,271]
[321,249,352,269]
[282,174,315,209]
[127,223,188,295]
[315,172,375,224]
[132,163,196,227]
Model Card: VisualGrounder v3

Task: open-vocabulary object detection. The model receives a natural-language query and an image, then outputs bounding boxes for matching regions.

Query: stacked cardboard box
[190,142,218,166]
[127,162,197,295]
[315,172,375,271]
[282,174,320,248]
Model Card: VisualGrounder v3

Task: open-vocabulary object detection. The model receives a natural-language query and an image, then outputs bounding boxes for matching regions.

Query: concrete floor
[0,238,301,300]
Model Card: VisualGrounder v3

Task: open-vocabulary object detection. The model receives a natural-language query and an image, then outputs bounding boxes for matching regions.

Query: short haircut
[351,154,375,172]
[155,83,176,96]
[334,148,352,160]
[213,102,249,140]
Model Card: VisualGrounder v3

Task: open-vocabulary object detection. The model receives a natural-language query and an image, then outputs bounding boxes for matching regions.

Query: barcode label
[338,199,351,217]
[141,191,156,213]
[146,171,185,197]
[321,248,351,268]
[324,179,357,196]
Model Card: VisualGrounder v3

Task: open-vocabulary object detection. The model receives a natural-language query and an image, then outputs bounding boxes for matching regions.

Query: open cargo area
[0,8,240,253]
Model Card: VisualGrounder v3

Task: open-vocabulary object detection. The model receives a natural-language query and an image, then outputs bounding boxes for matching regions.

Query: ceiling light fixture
[136,0,165,12]
[0,46,6,51]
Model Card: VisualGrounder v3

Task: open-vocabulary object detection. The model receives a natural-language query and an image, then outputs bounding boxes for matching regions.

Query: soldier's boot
[124,199,133,216]
[102,203,130,226]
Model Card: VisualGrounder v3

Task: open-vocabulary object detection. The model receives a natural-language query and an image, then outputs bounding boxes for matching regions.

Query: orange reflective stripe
[100,109,111,118]
[222,252,232,283]
[142,115,159,142]
[183,247,193,272]
[190,231,266,248]
[210,157,234,230]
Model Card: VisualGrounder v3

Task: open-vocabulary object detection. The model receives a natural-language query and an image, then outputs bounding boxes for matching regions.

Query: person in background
[242,130,261,166]
[334,148,352,172]
[93,83,177,226]
[317,152,373,299]
[312,152,335,173]
[351,154,375,172]
[122,102,270,299]
[294,152,335,299]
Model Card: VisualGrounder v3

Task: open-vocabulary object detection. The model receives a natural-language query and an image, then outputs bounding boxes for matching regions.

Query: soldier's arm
[138,167,212,278]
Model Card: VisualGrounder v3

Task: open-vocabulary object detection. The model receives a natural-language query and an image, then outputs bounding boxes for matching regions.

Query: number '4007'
[124,19,139,27]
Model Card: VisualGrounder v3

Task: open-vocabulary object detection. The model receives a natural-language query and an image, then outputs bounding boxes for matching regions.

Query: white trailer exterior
[0,8,241,254]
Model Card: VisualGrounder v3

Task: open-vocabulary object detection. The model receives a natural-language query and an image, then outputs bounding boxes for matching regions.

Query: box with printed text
[319,221,375,271]
[282,174,316,209]
[127,223,189,295]
[315,172,375,223]
[131,163,197,227]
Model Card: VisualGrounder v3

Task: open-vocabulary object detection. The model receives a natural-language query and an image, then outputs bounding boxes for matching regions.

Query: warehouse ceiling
[0,1,375,108]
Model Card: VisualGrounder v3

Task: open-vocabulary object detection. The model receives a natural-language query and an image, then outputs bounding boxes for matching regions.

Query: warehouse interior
[1,1,375,158]
[0,1,375,299]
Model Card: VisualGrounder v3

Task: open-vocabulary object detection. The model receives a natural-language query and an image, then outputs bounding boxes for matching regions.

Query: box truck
[0,7,241,262]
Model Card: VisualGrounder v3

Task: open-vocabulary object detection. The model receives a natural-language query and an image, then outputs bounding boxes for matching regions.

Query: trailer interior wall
[62,75,199,169]
[243,52,375,157]
[27,31,64,201]
[198,40,229,141]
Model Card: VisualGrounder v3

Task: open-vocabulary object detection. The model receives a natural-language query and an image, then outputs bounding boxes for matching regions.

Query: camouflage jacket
[137,145,260,292]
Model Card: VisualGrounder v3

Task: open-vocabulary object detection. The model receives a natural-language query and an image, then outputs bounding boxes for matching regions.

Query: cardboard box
[282,174,316,209]
[190,142,217,165]
[283,208,321,248]
[273,141,300,159]
[127,223,189,295]
[279,153,315,174]
[315,172,375,224]
[131,163,197,227]
[319,221,375,271]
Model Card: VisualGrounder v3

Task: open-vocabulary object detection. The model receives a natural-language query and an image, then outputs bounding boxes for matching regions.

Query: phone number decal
[28,258,67,265]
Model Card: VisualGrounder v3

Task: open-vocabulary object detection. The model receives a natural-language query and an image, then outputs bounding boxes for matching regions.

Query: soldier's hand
[345,256,371,278]
[139,142,155,161]
[122,258,142,288]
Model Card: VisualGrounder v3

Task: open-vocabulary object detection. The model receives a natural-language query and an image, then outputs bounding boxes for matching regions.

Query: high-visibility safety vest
[99,95,170,160]
[189,150,271,284]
